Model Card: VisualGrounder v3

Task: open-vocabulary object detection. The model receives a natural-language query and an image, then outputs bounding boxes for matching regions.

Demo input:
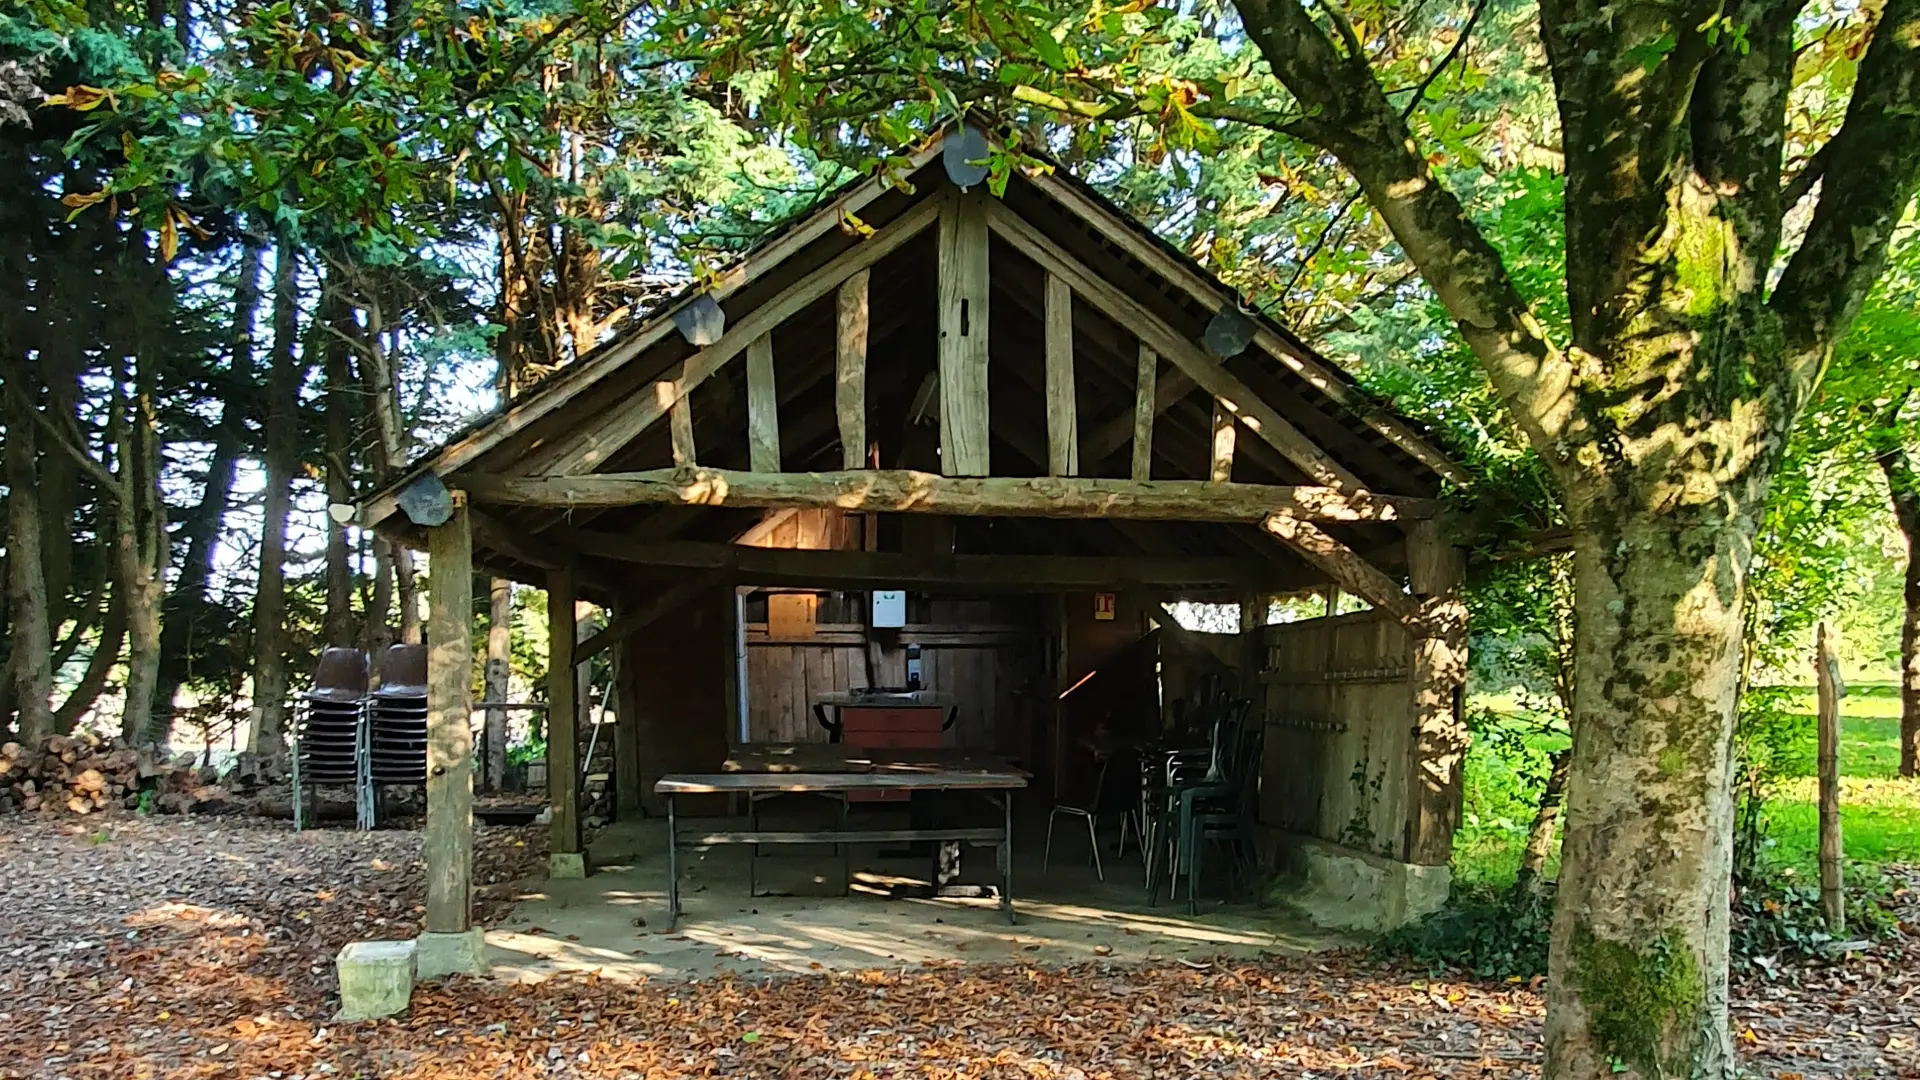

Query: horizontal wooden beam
[574,570,728,664]
[469,507,567,571]
[458,468,1436,523]
[557,534,1302,591]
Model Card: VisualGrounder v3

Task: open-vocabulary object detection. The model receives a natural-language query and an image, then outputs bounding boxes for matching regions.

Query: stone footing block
[336,939,416,1021]
[415,928,489,980]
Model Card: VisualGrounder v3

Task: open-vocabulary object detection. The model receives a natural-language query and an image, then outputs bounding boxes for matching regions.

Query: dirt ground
[0,814,1912,1079]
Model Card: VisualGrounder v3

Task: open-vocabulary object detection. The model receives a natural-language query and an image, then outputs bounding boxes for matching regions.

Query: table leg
[666,793,680,930]
[1001,789,1016,925]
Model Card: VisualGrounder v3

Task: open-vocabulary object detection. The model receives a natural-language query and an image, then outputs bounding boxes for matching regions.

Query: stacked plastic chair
[293,648,370,829]
[369,645,430,788]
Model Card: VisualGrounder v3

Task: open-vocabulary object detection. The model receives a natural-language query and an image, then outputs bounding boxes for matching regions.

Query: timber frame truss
[365,126,1469,617]
[367,125,1483,899]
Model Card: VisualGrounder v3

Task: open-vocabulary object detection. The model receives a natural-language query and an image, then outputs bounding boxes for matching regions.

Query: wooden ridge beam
[459,467,1437,523]
[981,199,1364,491]
[575,570,729,664]
[556,534,1301,591]
[361,140,947,527]
[1022,169,1472,486]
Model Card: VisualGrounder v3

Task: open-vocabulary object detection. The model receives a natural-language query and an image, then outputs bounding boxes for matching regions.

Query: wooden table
[654,761,1028,928]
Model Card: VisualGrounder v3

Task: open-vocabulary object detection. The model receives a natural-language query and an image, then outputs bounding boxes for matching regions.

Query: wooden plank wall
[743,598,1036,757]
[1259,609,1414,861]
[625,584,737,815]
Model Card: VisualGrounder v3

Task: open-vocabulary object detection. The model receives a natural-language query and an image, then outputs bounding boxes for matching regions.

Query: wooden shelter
[363,125,1477,937]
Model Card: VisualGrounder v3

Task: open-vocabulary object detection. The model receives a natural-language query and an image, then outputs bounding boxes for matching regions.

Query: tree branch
[1771,0,1920,404]
[0,370,126,504]
[1233,0,1577,459]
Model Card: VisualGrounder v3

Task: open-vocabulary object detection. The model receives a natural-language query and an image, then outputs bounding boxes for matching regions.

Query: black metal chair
[1145,698,1259,913]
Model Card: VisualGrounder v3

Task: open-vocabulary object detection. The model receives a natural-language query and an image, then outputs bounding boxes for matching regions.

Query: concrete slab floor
[484,816,1352,983]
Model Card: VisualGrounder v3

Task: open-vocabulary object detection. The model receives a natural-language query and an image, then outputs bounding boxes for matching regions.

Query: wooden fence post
[1816,619,1845,934]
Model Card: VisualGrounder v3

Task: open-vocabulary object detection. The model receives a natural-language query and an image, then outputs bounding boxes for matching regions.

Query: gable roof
[361,126,1469,596]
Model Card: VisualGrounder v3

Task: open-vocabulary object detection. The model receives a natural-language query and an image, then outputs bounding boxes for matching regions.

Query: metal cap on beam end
[943,124,991,190]
[396,473,455,528]
[672,293,726,346]
[1204,305,1257,358]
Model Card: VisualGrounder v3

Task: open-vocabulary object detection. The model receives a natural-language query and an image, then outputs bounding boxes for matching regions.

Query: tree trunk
[4,385,54,741]
[248,241,301,766]
[53,575,126,733]
[366,533,396,657]
[1815,620,1844,934]
[1547,504,1753,1080]
[1877,443,1920,778]
[322,287,356,647]
[396,549,422,645]
[111,352,167,746]
[484,576,512,791]
[1514,747,1571,897]
[156,235,263,716]
[359,297,422,646]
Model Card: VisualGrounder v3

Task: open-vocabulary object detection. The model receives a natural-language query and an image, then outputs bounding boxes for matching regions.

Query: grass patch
[1454,688,1917,888]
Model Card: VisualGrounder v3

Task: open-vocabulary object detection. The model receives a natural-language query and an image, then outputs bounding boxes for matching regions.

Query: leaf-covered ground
[0,815,1912,1079]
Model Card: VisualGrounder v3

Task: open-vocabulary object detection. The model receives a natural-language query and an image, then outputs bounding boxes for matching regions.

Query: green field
[1454,686,1918,886]
[1759,683,1918,869]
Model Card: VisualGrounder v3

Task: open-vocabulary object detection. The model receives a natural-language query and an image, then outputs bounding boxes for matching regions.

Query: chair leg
[1085,813,1104,881]
[1043,808,1059,872]
[1186,820,1200,917]
[1145,820,1159,905]
[1116,811,1133,858]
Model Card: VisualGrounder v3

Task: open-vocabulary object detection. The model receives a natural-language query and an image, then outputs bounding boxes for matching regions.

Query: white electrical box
[872,590,907,628]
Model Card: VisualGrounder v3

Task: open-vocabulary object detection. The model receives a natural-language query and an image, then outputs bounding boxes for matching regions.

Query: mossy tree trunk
[1230,0,1920,1074]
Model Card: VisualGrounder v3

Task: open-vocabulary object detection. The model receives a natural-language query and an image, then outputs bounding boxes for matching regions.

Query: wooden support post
[669,377,696,467]
[745,334,780,473]
[837,269,869,469]
[1403,518,1468,867]
[1817,619,1845,933]
[547,565,585,877]
[937,191,991,476]
[424,493,475,933]
[1044,273,1078,477]
[1131,343,1157,482]
[1210,400,1237,483]
[614,638,642,820]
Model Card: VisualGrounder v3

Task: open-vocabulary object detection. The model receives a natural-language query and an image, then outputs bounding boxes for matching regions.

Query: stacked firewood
[0,734,225,815]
